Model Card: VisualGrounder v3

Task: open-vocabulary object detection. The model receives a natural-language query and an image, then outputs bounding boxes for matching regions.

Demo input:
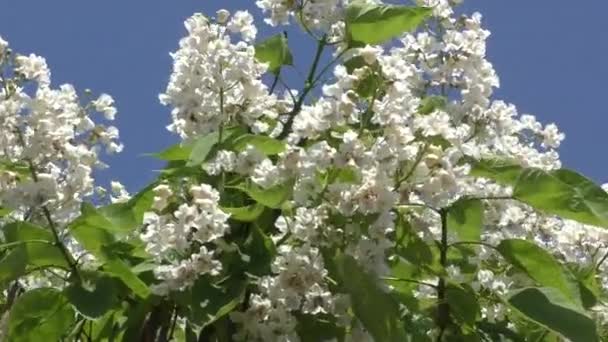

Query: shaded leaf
[334,254,407,342]
[8,288,75,342]
[507,287,598,342]
[65,274,118,319]
[103,259,151,298]
[447,198,483,242]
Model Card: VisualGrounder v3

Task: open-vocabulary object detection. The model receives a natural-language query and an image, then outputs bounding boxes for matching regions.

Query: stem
[310,48,348,86]
[218,88,226,194]
[436,209,449,341]
[167,307,179,341]
[278,35,327,139]
[596,249,608,271]
[448,240,498,251]
[0,239,55,249]
[381,277,438,289]
[269,70,280,94]
[15,129,81,281]
[394,143,429,190]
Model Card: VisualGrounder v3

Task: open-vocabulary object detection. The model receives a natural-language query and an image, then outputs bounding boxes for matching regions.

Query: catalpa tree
[0,0,606,341]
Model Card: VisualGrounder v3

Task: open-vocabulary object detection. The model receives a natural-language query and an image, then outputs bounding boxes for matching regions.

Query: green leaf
[70,184,156,251]
[2,222,69,271]
[296,313,345,342]
[151,142,193,161]
[334,254,407,342]
[497,239,582,307]
[446,283,479,327]
[242,225,277,276]
[103,259,151,298]
[8,288,75,342]
[419,96,447,115]
[232,134,286,155]
[3,221,53,242]
[187,132,220,167]
[447,198,483,242]
[222,204,265,222]
[0,246,27,285]
[507,287,599,342]
[64,274,118,319]
[255,33,293,74]
[345,3,432,45]
[0,159,30,180]
[233,180,293,209]
[180,277,246,327]
[470,160,608,228]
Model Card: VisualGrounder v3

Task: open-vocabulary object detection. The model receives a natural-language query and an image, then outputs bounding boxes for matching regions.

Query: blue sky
[1,1,606,192]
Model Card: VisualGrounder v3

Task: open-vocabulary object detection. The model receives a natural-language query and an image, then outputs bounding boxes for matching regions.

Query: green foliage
[102,259,151,299]
[345,2,432,45]
[471,159,608,228]
[497,239,582,307]
[64,274,119,319]
[334,253,407,342]
[232,134,286,155]
[446,283,479,328]
[507,287,599,342]
[232,180,293,209]
[222,204,266,222]
[8,288,75,342]
[419,96,447,115]
[254,33,293,74]
[446,198,483,242]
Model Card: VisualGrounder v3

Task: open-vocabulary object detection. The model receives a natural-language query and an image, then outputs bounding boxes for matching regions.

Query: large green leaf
[232,134,286,155]
[151,142,193,161]
[233,180,293,209]
[446,283,479,328]
[103,259,151,298]
[221,204,265,222]
[1,222,69,272]
[470,159,608,228]
[64,274,119,319]
[334,254,407,342]
[8,288,75,342]
[254,33,293,74]
[507,287,598,342]
[187,132,220,167]
[69,185,156,257]
[296,313,345,342]
[0,247,27,285]
[497,239,582,307]
[447,198,483,242]
[181,277,246,327]
[345,3,432,45]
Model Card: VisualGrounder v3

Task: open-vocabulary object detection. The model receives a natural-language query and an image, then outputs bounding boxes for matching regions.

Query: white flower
[110,181,130,203]
[92,93,118,120]
[216,9,231,24]
[15,53,50,84]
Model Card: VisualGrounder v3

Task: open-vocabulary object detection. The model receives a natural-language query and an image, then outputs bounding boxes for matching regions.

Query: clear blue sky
[1,1,606,192]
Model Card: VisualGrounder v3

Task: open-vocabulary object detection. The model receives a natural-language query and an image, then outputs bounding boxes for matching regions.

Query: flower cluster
[141,183,230,295]
[0,36,122,226]
[159,11,280,140]
[156,1,608,340]
[0,0,604,341]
